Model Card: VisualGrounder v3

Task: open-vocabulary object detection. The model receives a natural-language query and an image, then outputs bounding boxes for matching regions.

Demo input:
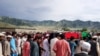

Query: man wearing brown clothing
[4,35,12,56]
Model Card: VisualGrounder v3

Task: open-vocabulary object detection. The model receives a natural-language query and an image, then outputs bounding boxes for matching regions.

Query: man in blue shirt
[10,32,18,56]
[69,36,77,56]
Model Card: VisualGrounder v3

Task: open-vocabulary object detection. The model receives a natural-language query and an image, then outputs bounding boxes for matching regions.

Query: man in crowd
[21,33,28,56]
[50,33,59,56]
[16,33,22,56]
[0,33,5,56]
[22,34,31,56]
[75,41,91,56]
[53,33,71,56]
[75,36,88,54]
[30,34,39,56]
[89,36,100,56]
[21,33,27,49]
[10,32,18,56]
[69,36,77,56]
[42,34,50,56]
[37,36,45,56]
[4,35,12,56]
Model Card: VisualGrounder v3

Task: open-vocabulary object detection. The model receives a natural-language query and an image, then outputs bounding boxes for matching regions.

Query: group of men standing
[0,31,100,56]
[0,32,21,56]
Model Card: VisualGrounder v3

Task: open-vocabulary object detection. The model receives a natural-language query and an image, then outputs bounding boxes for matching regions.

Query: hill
[0,16,100,30]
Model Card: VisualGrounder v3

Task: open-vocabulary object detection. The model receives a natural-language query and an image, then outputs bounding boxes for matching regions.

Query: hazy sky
[0,0,100,21]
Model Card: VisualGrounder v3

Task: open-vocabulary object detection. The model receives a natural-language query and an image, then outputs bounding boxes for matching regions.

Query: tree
[62,27,70,31]
[81,28,87,32]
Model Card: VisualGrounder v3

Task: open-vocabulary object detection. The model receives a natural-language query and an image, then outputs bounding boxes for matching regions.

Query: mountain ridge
[0,16,100,29]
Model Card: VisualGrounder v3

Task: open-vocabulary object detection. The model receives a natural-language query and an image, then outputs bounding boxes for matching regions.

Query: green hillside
[0,21,16,28]
[0,16,100,30]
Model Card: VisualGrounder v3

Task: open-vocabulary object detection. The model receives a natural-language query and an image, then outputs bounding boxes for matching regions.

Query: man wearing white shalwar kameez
[0,42,3,56]
[42,38,50,56]
[0,33,5,56]
[17,37,22,56]
[50,37,58,56]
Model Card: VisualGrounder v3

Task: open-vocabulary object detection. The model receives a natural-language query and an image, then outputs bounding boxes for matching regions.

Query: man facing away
[53,33,71,56]
[69,36,77,56]
[75,40,91,56]
[89,36,100,56]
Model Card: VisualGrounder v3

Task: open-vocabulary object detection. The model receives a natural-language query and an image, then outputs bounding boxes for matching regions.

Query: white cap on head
[92,36,98,38]
[1,32,6,34]
[46,34,49,37]
[80,41,91,52]
[59,33,62,34]
[0,33,5,36]
[6,35,12,38]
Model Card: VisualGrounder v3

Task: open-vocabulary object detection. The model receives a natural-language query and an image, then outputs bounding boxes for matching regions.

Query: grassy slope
[0,22,17,28]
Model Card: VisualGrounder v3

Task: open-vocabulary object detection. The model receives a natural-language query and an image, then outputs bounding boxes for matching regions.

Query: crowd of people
[0,31,100,56]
